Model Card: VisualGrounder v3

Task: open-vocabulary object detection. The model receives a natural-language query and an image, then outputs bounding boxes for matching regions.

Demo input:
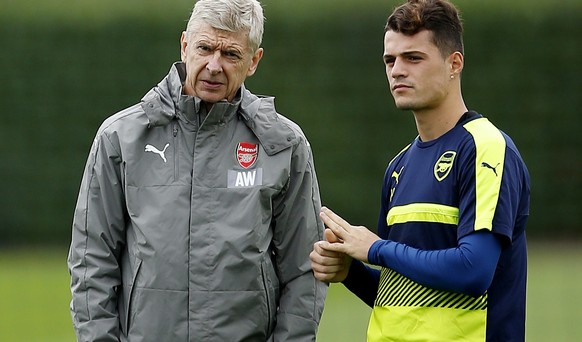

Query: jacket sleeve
[270,136,328,341]
[67,131,126,342]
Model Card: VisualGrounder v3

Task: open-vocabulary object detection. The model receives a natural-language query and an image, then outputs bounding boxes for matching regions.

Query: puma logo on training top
[389,166,404,203]
[145,143,170,163]
[391,166,405,185]
[481,162,500,176]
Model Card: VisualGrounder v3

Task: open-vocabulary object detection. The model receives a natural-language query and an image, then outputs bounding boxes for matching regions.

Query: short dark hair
[385,0,464,57]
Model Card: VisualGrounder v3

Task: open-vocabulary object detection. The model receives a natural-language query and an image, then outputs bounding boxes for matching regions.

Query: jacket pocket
[119,258,142,336]
[172,122,179,182]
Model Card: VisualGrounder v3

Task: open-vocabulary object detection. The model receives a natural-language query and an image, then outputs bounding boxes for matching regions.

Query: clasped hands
[309,207,381,283]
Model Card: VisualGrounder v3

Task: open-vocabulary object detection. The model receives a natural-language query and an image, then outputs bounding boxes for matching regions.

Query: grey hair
[186,0,264,52]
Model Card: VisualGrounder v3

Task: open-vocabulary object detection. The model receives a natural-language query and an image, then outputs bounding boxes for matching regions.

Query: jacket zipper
[260,262,273,336]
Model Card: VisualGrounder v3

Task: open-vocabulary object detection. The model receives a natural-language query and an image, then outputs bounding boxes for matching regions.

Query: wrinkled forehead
[187,21,252,50]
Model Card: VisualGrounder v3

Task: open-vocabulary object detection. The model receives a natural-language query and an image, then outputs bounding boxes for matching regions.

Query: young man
[68,0,326,341]
[310,0,530,341]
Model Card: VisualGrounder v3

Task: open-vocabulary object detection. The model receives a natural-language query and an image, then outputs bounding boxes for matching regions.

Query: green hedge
[1,1,580,245]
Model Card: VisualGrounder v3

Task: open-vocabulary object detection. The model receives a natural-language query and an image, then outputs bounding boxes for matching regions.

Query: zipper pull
[173,123,178,137]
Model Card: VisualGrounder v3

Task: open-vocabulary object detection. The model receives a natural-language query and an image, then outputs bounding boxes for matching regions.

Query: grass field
[0,242,581,341]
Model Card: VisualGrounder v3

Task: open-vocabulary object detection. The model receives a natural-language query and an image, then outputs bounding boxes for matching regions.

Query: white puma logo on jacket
[145,143,170,163]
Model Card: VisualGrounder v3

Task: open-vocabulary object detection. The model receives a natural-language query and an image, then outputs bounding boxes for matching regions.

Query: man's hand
[310,228,353,283]
[318,207,381,263]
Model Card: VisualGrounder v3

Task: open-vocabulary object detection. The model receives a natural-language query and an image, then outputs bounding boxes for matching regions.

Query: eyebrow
[384,50,427,60]
[196,38,246,53]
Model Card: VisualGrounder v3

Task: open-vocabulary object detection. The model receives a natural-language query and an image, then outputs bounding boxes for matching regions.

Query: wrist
[367,239,386,265]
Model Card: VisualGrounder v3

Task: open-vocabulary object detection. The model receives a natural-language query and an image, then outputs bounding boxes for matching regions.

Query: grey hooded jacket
[68,62,327,341]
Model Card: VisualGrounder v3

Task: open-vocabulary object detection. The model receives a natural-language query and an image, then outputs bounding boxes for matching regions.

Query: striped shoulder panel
[463,118,506,232]
[374,268,487,310]
[387,143,412,168]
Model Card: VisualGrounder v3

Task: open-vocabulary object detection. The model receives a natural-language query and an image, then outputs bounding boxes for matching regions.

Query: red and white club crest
[236,142,258,169]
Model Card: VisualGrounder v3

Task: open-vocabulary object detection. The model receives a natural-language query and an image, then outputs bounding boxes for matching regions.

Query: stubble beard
[394,98,419,111]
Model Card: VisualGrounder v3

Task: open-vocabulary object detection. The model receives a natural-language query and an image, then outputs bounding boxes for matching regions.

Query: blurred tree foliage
[1,1,580,246]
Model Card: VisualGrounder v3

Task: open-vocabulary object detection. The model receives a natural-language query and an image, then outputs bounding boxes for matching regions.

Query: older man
[68,1,326,341]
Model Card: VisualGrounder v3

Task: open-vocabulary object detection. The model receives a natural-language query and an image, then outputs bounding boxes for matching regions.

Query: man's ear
[449,51,464,76]
[246,48,264,77]
[180,31,188,62]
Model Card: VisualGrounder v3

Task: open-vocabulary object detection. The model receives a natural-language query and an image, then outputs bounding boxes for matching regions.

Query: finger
[318,240,346,254]
[321,207,352,229]
[313,270,337,283]
[320,208,352,239]
[313,241,343,259]
[320,211,347,239]
[310,258,344,273]
[310,254,345,273]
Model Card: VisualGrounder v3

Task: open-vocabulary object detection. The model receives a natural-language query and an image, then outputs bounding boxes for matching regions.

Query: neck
[413,94,467,142]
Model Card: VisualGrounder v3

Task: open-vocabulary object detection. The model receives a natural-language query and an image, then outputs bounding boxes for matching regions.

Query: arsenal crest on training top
[236,142,258,169]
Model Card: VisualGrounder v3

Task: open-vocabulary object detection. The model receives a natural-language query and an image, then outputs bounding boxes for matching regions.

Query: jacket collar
[239,91,296,155]
[141,62,296,155]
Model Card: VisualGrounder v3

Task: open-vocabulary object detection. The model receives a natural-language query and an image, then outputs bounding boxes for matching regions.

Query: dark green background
[1,0,581,246]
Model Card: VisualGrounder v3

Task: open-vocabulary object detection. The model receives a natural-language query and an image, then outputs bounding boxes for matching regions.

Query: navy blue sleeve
[341,260,381,308]
[367,230,501,297]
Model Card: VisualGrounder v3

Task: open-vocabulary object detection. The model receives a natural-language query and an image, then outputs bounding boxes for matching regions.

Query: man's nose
[390,58,406,79]
[206,51,223,75]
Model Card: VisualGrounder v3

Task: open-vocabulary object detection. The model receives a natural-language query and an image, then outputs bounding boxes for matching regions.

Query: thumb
[324,228,340,243]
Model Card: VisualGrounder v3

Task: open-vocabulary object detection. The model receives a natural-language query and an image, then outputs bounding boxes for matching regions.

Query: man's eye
[224,51,241,59]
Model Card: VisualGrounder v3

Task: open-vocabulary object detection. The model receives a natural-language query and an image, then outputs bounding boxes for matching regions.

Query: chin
[394,101,416,111]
